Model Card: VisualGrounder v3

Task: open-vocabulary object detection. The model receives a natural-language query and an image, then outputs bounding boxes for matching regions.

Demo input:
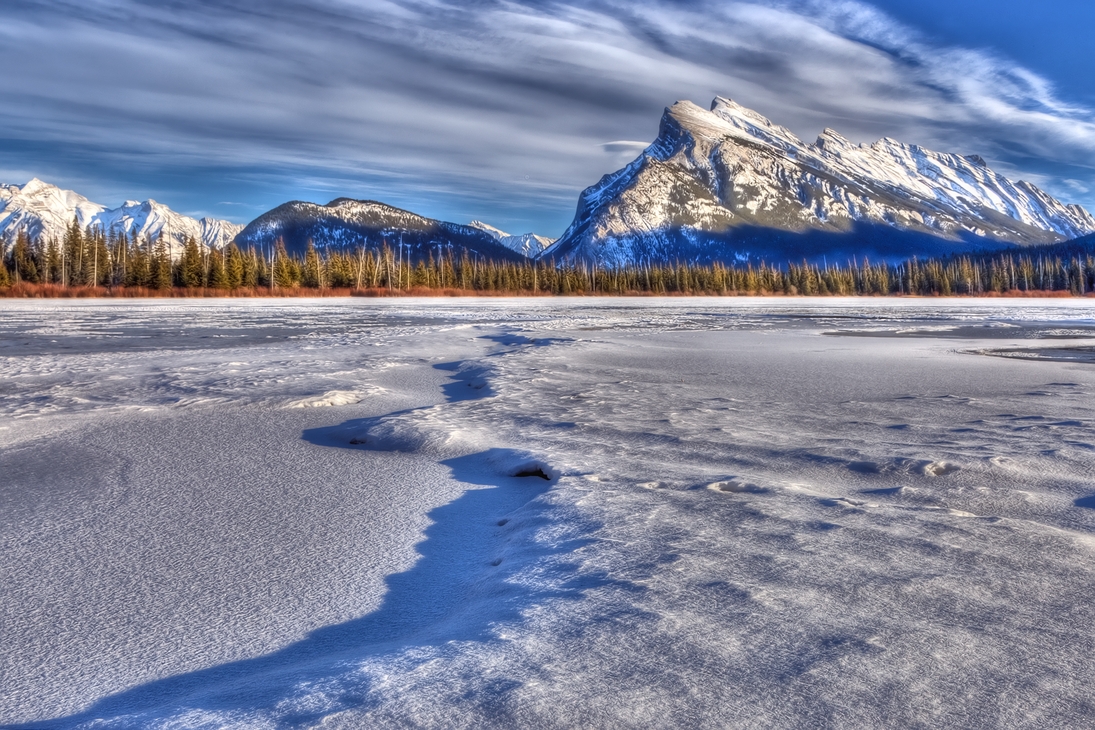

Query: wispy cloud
[1,0,1092,233]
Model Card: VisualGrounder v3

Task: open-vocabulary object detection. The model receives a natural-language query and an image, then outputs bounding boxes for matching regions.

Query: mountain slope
[469,220,555,257]
[95,199,244,254]
[235,199,529,262]
[0,179,243,256]
[544,98,1095,265]
[0,179,106,243]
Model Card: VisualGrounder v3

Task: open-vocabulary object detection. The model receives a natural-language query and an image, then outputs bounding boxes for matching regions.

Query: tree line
[3,220,1095,296]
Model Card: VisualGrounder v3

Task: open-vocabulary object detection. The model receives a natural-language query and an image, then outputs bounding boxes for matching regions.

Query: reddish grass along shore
[0,282,1084,299]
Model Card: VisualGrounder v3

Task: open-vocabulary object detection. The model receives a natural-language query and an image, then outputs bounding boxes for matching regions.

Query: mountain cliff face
[468,220,555,257]
[544,98,1095,265]
[0,179,243,257]
[234,199,528,262]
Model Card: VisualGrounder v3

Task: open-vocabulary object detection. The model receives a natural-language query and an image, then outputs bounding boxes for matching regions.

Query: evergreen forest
[4,220,1095,297]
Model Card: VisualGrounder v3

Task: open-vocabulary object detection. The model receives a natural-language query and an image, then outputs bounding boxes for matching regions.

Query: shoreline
[0,283,1085,300]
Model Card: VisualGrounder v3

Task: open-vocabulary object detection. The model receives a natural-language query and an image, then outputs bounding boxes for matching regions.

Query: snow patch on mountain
[0,179,106,243]
[93,199,244,257]
[545,98,1095,266]
[0,179,243,257]
[234,199,529,263]
[468,220,555,257]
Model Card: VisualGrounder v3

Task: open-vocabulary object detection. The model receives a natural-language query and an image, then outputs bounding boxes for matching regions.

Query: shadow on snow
[10,428,604,728]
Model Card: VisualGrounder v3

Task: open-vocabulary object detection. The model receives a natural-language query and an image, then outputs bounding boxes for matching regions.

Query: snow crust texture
[546,98,1095,265]
[4,299,1095,728]
[0,178,243,256]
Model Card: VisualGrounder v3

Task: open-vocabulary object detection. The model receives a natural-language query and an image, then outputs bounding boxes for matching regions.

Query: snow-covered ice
[3,298,1095,728]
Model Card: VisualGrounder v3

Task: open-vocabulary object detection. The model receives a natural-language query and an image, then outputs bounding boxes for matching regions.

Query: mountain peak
[544,97,1095,266]
[21,177,54,194]
[705,97,807,152]
[815,128,854,151]
[469,220,509,239]
[0,178,242,255]
[710,96,774,127]
[235,199,528,262]
[469,219,555,257]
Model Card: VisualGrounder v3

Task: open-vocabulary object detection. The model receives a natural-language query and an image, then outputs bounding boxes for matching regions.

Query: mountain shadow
[547,220,1029,268]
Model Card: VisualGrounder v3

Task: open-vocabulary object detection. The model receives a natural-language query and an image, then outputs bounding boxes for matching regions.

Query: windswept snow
[3,299,1095,727]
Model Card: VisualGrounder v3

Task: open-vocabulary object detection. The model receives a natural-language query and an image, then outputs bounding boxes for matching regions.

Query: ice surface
[3,298,1095,727]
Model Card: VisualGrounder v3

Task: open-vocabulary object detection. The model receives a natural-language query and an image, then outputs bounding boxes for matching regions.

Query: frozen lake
[3,298,1095,728]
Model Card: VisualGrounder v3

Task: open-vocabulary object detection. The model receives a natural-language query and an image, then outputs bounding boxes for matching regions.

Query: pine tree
[63,216,85,286]
[127,232,150,287]
[209,249,229,289]
[272,240,298,288]
[84,228,109,286]
[254,247,270,288]
[302,241,322,288]
[43,238,61,283]
[225,244,245,289]
[243,247,260,287]
[151,236,173,290]
[12,231,39,283]
[179,237,203,288]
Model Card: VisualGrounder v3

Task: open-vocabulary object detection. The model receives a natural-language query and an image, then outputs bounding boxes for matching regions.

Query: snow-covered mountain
[0,178,243,257]
[545,98,1095,266]
[468,220,555,257]
[93,199,244,255]
[234,198,529,262]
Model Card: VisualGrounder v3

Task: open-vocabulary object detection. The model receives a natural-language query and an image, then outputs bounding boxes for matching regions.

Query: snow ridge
[544,98,1095,266]
[0,178,243,257]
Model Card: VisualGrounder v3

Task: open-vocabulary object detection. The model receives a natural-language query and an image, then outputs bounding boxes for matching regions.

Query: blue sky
[2,0,1093,236]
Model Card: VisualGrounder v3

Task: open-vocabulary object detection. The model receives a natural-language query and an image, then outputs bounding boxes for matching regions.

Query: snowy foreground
[3,298,1095,728]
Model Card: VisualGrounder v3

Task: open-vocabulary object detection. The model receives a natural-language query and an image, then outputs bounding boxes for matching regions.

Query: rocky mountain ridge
[0,178,243,257]
[543,97,1095,265]
[468,220,555,257]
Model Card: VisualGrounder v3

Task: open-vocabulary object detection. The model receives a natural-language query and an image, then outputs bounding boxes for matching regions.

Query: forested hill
[233,198,527,263]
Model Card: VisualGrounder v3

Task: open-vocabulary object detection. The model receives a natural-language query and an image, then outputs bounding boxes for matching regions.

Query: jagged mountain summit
[235,199,528,262]
[95,199,244,257]
[0,178,243,256]
[544,98,1095,266]
[468,220,555,257]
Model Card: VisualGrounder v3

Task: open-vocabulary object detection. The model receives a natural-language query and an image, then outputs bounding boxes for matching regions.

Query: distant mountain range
[4,98,1093,267]
[468,221,555,257]
[0,180,545,264]
[546,98,1095,265]
[0,179,243,257]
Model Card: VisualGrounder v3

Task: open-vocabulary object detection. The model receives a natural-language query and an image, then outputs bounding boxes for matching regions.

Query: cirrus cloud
[0,0,1091,234]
